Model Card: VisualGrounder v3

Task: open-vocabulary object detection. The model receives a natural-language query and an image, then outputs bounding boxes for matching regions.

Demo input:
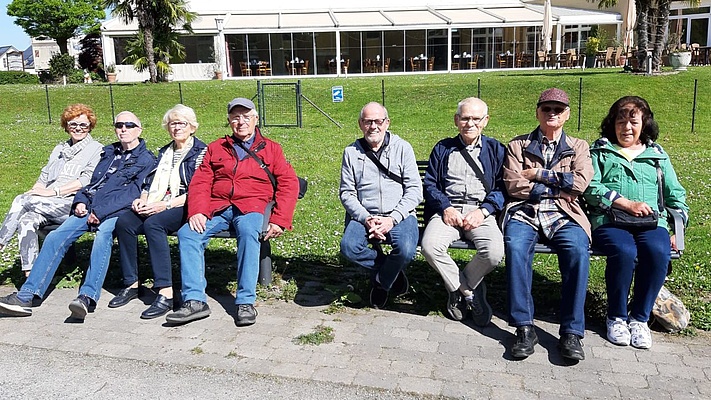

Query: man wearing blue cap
[166,98,299,327]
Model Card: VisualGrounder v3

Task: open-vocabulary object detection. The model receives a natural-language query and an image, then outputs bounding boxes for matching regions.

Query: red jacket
[187,129,299,230]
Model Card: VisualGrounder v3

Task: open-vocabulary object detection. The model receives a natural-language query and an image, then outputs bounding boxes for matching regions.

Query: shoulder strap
[459,148,491,193]
[655,159,664,211]
[236,140,277,196]
[357,138,404,185]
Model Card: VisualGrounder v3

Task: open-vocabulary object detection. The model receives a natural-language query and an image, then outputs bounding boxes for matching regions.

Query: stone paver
[1,287,709,399]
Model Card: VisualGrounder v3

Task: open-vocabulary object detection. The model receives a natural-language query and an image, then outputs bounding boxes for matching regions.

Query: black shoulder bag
[607,160,662,229]
[358,138,403,185]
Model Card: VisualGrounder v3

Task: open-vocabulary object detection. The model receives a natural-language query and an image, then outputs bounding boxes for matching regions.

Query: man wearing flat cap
[167,98,299,327]
[503,88,593,361]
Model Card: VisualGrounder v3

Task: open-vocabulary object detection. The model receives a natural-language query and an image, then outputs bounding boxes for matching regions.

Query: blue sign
[332,86,344,102]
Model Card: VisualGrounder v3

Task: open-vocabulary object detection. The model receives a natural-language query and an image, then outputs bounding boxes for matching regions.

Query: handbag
[608,208,658,228]
[607,159,662,229]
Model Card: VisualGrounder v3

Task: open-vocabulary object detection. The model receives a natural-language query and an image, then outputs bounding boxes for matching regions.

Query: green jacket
[583,138,688,231]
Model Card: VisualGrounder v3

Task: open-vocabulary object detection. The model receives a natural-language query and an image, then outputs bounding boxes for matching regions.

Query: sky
[1,0,31,49]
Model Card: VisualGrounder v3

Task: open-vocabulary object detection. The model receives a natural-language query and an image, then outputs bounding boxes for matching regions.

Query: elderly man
[421,97,505,326]
[0,111,155,320]
[339,102,422,308]
[503,88,593,361]
[166,98,299,327]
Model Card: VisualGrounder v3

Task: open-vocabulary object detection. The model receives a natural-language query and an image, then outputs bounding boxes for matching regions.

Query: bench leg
[259,240,272,286]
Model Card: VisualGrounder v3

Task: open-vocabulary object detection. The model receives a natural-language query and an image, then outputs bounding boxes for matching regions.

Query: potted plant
[212,47,224,80]
[667,32,692,71]
[105,63,117,83]
[585,37,601,68]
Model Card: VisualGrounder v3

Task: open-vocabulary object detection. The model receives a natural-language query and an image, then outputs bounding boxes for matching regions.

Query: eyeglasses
[539,105,568,114]
[230,114,255,124]
[169,121,189,128]
[458,116,487,125]
[361,118,387,126]
[114,121,140,129]
[68,121,90,129]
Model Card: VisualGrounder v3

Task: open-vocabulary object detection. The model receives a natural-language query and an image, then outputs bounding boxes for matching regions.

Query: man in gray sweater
[339,102,423,308]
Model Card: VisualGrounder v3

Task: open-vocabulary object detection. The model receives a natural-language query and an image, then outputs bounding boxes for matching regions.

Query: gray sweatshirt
[339,132,423,224]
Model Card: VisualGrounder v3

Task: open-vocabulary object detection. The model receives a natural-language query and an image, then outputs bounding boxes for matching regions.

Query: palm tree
[104,0,196,83]
[596,0,700,71]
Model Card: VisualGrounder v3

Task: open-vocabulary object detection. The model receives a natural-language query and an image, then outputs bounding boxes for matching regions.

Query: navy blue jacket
[423,135,506,221]
[142,137,207,196]
[72,139,156,221]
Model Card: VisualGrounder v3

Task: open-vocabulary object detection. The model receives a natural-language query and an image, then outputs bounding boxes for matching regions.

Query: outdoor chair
[537,51,547,68]
[427,56,435,71]
[467,54,478,69]
[239,62,252,76]
[604,47,615,67]
[257,61,271,76]
[613,47,624,66]
[383,58,390,72]
[300,60,309,75]
[496,54,508,68]
[341,58,350,74]
[691,43,702,65]
[410,57,421,72]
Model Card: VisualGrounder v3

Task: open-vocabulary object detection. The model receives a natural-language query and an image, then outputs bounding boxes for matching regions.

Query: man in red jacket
[166,98,299,326]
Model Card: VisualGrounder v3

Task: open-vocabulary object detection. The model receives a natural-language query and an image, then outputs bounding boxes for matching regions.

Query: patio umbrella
[541,0,553,54]
[623,0,637,52]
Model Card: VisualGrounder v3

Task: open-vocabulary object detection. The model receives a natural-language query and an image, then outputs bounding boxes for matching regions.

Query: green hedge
[0,71,39,84]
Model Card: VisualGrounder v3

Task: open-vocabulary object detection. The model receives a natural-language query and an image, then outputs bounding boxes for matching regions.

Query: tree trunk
[143,28,158,83]
[651,1,671,71]
[57,37,69,55]
[636,3,650,68]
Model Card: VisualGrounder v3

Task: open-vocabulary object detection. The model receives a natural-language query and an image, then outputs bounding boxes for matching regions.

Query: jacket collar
[523,127,573,163]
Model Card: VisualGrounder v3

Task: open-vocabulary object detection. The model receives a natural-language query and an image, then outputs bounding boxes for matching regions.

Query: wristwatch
[165,201,172,210]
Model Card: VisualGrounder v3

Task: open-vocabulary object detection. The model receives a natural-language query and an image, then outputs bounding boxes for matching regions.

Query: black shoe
[370,285,388,309]
[165,300,210,324]
[234,304,258,326]
[511,325,538,358]
[0,293,32,317]
[390,270,409,297]
[68,295,93,320]
[446,290,466,321]
[467,281,493,327]
[141,294,173,320]
[559,334,585,361]
[108,286,139,308]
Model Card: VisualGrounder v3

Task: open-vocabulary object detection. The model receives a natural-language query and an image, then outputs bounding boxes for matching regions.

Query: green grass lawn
[0,67,709,331]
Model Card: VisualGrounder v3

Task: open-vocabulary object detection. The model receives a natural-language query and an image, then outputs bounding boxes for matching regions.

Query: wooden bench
[39,208,275,286]
[416,160,685,259]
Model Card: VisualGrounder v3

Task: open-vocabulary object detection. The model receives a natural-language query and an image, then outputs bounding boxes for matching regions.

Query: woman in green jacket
[584,96,688,350]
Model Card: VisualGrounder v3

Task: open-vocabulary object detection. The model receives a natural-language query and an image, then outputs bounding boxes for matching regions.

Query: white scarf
[147,136,193,203]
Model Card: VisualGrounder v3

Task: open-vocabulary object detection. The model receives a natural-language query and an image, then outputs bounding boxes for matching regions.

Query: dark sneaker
[467,281,493,327]
[0,293,32,317]
[559,334,585,361]
[511,325,538,358]
[234,304,258,326]
[446,290,466,321]
[370,285,388,309]
[108,286,140,308]
[68,295,93,320]
[390,270,409,297]
[165,300,211,325]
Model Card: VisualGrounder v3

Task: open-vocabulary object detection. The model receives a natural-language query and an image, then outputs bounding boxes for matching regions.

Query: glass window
[226,34,247,76]
[405,29,425,72]
[427,29,447,71]
[340,31,361,74]
[690,18,708,45]
[270,33,292,75]
[113,37,131,64]
[314,32,336,75]
[293,32,314,74]
[384,30,404,72]
[177,36,215,63]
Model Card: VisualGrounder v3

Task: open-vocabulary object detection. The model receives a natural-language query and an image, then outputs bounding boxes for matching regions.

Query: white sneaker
[606,317,631,346]
[629,320,652,349]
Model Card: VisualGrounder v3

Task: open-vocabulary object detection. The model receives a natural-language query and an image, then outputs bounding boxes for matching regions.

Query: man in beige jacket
[503,88,593,362]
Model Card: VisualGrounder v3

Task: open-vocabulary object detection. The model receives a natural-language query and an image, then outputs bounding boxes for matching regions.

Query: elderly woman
[110,104,207,319]
[584,96,688,349]
[0,104,103,277]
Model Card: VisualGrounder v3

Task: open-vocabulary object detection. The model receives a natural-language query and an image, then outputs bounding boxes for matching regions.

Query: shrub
[0,71,40,84]
[48,53,77,81]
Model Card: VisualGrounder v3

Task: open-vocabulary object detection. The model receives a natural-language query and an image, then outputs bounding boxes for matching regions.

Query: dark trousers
[114,207,186,288]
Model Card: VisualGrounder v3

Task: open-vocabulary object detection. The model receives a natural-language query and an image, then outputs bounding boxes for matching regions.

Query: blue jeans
[177,206,263,305]
[505,219,590,337]
[115,207,185,288]
[20,214,118,302]
[340,215,418,290]
[592,225,670,323]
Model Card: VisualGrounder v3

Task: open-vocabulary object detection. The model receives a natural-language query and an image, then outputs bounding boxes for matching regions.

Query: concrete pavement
[0,286,709,399]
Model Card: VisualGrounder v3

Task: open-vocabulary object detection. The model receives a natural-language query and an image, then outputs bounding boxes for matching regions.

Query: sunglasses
[539,105,567,114]
[114,121,140,129]
[68,121,90,129]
